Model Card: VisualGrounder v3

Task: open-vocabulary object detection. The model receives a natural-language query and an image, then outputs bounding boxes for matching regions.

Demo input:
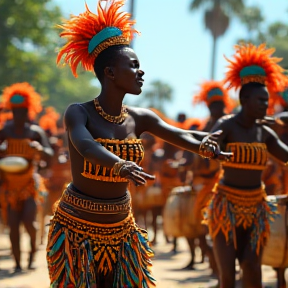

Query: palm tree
[190,0,245,79]
[238,6,264,44]
[129,0,135,48]
[142,80,173,114]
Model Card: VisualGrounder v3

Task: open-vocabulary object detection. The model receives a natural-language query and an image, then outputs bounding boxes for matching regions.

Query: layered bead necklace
[94,97,128,124]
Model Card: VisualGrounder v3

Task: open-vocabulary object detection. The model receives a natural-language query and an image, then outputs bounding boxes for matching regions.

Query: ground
[0,216,285,288]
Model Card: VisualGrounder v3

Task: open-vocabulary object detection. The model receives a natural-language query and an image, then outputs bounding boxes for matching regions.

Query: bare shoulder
[127,106,160,135]
[127,106,153,118]
[218,114,235,124]
[64,102,92,126]
[0,122,13,138]
[127,106,158,124]
[262,124,279,142]
[65,102,89,117]
[211,114,235,132]
[30,124,46,134]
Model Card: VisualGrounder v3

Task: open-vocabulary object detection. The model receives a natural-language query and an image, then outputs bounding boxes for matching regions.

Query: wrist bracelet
[198,142,214,159]
[113,160,126,176]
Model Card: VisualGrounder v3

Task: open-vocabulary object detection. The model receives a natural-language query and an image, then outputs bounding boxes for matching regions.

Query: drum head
[0,156,29,173]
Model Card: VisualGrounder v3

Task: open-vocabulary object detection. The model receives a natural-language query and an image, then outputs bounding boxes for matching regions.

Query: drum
[163,186,205,238]
[0,156,29,173]
[262,195,288,268]
[144,185,165,207]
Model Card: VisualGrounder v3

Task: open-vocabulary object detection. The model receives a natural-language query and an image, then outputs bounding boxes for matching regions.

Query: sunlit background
[1,0,287,120]
[1,1,288,287]
[54,0,288,119]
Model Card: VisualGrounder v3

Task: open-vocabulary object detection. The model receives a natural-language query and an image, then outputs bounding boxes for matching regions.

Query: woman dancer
[46,1,230,287]
[205,43,288,288]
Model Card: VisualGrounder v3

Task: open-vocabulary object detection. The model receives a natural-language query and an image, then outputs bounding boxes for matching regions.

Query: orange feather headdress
[38,106,60,135]
[56,0,138,77]
[224,43,286,93]
[193,80,234,113]
[1,82,42,120]
[267,70,288,115]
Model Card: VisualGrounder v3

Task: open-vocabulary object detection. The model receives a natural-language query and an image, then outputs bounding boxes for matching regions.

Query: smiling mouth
[137,79,144,87]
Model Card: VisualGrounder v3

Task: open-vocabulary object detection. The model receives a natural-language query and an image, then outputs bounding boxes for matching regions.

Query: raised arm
[66,104,154,186]
[263,125,288,164]
[30,124,54,160]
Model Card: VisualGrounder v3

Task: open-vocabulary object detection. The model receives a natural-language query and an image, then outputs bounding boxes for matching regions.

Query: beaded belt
[59,184,131,215]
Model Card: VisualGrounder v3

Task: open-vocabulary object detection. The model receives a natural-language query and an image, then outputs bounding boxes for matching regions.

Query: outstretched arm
[131,108,230,159]
[264,125,288,164]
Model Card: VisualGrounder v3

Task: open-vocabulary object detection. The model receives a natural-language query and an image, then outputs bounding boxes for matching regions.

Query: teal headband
[240,65,266,78]
[280,89,288,103]
[10,94,25,104]
[88,27,123,54]
[207,88,223,99]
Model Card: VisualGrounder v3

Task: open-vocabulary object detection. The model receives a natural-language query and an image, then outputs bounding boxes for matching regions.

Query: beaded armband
[198,142,215,159]
[113,160,126,176]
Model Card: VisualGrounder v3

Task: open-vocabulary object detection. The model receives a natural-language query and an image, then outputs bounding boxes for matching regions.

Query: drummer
[0,82,53,272]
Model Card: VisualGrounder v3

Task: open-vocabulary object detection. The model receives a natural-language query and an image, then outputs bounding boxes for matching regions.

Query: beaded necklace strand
[94,97,128,124]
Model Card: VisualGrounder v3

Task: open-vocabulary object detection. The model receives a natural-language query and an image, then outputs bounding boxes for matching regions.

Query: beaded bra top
[3,139,36,160]
[81,138,144,182]
[222,142,268,170]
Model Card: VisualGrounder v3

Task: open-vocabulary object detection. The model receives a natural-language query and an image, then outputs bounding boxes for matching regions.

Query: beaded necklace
[94,97,128,124]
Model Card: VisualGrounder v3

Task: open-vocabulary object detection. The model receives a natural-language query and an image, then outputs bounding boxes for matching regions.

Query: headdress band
[280,90,288,103]
[240,65,266,86]
[10,95,25,105]
[88,27,123,53]
[207,88,224,99]
[56,0,138,77]
[91,36,129,58]
[2,82,42,120]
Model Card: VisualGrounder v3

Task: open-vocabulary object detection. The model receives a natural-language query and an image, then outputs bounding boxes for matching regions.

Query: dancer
[204,44,288,288]
[46,1,230,287]
[0,82,53,272]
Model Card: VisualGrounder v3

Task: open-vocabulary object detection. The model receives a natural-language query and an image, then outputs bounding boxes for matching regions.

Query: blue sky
[54,0,288,119]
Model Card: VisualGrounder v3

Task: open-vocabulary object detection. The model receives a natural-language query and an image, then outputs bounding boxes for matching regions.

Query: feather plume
[224,43,286,93]
[1,82,42,120]
[56,0,138,77]
[193,80,234,113]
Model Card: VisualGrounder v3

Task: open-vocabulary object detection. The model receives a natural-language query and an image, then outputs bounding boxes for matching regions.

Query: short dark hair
[239,82,266,100]
[93,45,129,82]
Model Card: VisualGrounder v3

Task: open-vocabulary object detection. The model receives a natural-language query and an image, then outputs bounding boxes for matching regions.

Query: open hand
[30,141,44,152]
[118,161,155,186]
[200,130,233,161]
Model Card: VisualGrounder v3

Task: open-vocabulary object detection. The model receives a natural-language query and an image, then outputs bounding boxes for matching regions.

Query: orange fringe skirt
[46,185,155,288]
[203,182,278,255]
[0,168,47,224]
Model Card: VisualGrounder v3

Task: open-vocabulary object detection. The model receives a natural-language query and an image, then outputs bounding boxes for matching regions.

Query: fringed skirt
[46,185,155,288]
[0,167,47,224]
[203,182,278,255]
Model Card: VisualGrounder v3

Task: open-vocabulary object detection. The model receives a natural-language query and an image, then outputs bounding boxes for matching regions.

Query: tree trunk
[211,35,217,80]
[130,0,135,48]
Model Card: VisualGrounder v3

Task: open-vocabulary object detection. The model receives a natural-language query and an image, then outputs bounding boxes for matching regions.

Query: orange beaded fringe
[46,189,155,288]
[203,182,278,254]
